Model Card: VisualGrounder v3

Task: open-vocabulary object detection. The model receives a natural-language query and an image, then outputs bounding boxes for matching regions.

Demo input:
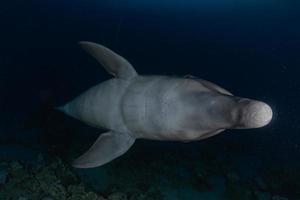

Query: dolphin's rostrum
[59,42,273,168]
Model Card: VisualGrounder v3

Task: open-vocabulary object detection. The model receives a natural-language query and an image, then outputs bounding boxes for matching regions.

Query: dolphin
[59,41,273,168]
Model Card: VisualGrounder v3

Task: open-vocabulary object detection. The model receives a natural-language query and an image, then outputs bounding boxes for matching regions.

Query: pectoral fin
[198,129,225,140]
[79,41,138,79]
[198,79,233,96]
[184,75,233,96]
[72,131,135,168]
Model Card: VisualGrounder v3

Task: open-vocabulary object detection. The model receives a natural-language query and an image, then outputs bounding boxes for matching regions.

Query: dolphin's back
[122,75,186,140]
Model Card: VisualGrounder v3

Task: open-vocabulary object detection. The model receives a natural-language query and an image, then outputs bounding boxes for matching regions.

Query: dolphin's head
[232,98,273,129]
[178,78,273,131]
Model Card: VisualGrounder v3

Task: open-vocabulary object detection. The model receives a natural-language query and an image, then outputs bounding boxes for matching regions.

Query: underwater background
[0,0,300,199]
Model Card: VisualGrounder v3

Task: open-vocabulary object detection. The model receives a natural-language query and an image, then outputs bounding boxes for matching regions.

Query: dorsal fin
[79,41,138,79]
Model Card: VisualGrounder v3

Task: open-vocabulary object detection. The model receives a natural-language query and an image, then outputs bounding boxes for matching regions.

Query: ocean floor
[0,142,298,200]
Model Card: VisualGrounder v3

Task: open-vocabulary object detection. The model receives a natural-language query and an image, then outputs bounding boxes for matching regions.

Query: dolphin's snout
[241,101,273,128]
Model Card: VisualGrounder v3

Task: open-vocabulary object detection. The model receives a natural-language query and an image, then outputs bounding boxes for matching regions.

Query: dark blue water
[0,0,300,199]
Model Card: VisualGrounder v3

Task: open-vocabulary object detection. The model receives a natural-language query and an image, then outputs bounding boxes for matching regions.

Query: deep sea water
[0,0,300,199]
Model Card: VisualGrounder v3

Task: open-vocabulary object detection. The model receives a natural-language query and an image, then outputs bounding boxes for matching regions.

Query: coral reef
[0,156,105,200]
[222,165,297,200]
[259,166,300,199]
[0,165,8,185]
[0,145,297,200]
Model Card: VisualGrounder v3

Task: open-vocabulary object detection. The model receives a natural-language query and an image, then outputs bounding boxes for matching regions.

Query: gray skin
[59,42,273,168]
